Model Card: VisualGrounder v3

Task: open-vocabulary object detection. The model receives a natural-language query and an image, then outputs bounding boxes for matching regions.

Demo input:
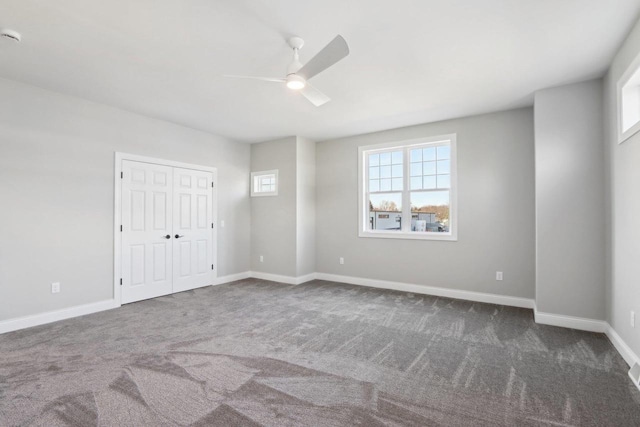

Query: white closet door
[121,161,174,303]
[172,167,214,293]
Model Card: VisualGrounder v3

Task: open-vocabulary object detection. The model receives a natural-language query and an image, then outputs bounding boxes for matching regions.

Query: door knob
[175,234,185,239]
[163,234,171,239]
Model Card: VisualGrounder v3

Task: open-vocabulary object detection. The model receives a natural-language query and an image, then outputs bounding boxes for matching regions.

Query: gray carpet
[1,279,639,426]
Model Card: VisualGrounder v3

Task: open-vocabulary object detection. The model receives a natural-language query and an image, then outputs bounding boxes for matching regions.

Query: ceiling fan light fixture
[224,35,349,106]
[286,74,306,90]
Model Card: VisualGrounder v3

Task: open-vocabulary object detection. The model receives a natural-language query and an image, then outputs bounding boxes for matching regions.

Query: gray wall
[604,17,640,357]
[296,137,316,276]
[316,108,536,298]
[0,78,251,321]
[250,136,317,278]
[534,80,606,320]
[250,137,298,276]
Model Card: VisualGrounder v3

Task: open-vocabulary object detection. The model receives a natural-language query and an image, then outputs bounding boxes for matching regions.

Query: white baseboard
[606,325,640,368]
[249,271,317,285]
[295,272,317,284]
[3,271,638,377]
[533,309,608,333]
[0,299,120,335]
[212,271,251,285]
[250,271,299,285]
[315,272,535,309]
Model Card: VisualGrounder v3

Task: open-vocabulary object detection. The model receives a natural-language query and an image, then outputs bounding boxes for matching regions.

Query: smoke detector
[1,29,21,43]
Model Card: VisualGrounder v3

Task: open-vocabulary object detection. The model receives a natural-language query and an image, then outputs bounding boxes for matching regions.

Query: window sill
[250,192,278,197]
[619,121,640,144]
[358,230,457,241]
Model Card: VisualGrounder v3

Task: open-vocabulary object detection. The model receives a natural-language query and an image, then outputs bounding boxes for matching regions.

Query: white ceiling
[1,1,639,143]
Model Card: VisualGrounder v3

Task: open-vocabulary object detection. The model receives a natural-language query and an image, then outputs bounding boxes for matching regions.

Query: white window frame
[251,170,278,197]
[358,134,458,241]
[617,49,640,144]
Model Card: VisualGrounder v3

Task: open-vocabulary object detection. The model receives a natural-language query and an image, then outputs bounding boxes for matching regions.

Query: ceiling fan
[225,35,349,107]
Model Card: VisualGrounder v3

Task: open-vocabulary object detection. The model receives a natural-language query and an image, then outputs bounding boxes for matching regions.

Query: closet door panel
[172,167,214,292]
[121,161,173,303]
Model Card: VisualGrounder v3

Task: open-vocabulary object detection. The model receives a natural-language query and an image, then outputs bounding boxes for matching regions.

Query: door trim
[114,152,218,305]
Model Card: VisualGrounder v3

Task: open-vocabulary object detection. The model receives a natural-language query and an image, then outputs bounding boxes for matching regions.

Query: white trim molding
[3,268,639,383]
[213,271,252,285]
[315,273,535,309]
[533,309,608,333]
[0,271,252,335]
[250,271,317,285]
[295,273,317,284]
[0,299,119,335]
[606,325,640,368]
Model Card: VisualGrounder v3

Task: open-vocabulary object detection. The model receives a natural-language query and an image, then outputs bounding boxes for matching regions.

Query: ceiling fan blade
[297,35,349,81]
[223,75,285,83]
[300,82,331,107]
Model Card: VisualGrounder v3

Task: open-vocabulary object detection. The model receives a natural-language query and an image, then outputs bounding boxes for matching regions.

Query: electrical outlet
[631,311,635,328]
[259,255,264,263]
[339,257,344,265]
[496,271,503,281]
[220,220,225,228]
[51,282,60,293]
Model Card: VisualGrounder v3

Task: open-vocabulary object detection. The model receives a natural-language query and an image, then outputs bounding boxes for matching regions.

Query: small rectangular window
[251,170,278,197]
[359,135,457,241]
[618,51,640,143]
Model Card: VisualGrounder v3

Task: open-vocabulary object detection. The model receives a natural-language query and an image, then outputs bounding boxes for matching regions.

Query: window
[251,170,278,197]
[618,51,640,143]
[358,135,457,240]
